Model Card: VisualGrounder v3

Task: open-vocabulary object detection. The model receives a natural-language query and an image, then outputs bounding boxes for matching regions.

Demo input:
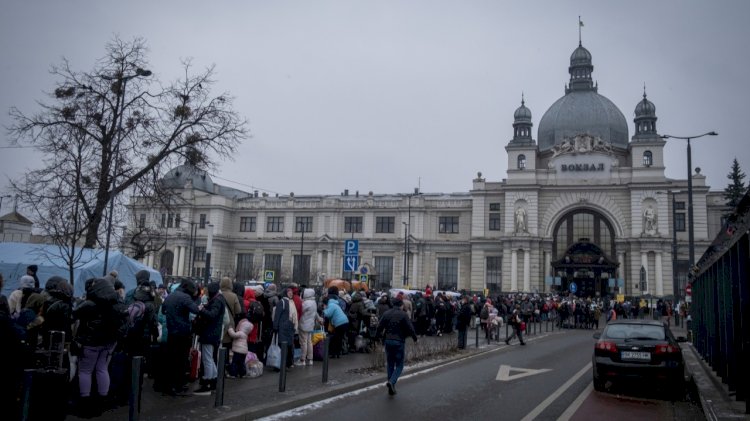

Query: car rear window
[604,324,665,340]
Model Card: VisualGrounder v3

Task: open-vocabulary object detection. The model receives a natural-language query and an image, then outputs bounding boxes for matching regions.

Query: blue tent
[0,242,162,297]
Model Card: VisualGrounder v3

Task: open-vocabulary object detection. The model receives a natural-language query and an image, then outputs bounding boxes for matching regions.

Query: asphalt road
[260,329,704,421]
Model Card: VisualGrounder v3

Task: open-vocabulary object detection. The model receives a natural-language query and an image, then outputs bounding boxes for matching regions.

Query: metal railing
[691,192,749,413]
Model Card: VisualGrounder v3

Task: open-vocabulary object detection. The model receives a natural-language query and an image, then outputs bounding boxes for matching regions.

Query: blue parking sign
[345,239,359,256]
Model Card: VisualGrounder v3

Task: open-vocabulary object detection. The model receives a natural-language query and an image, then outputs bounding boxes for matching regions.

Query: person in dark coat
[273,287,298,369]
[41,277,73,347]
[0,294,25,420]
[376,293,392,319]
[193,282,226,394]
[160,279,200,395]
[259,284,278,363]
[456,296,473,349]
[73,277,127,416]
[376,299,418,396]
[27,264,40,289]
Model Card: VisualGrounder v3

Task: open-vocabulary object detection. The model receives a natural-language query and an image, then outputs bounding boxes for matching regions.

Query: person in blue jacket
[161,279,200,395]
[322,295,349,358]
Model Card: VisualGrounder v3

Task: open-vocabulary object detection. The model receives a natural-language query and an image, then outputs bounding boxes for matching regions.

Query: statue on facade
[515,206,528,233]
[643,205,658,235]
[551,134,614,158]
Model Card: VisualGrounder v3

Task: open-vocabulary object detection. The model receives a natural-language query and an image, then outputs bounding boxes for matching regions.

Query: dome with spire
[514,98,532,122]
[537,42,629,151]
[634,91,656,117]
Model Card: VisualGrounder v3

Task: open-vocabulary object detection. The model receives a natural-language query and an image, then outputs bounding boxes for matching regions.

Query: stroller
[354,307,379,353]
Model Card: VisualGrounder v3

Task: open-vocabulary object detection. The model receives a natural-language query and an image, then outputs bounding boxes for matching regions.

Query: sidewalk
[670,321,750,421]
[75,331,500,421]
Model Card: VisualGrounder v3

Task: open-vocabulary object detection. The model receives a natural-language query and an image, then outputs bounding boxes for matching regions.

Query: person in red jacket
[291,284,303,321]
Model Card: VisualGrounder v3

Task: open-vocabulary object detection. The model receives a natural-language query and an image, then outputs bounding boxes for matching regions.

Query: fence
[691,191,750,414]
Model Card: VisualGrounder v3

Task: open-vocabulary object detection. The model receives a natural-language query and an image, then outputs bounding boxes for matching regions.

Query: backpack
[248,301,264,323]
[126,301,146,331]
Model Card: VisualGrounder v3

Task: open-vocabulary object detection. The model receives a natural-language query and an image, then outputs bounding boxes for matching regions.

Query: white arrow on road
[496,365,551,381]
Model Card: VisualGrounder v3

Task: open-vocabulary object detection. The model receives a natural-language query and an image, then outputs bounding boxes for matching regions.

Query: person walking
[376,299,418,396]
[193,282,226,394]
[505,306,526,346]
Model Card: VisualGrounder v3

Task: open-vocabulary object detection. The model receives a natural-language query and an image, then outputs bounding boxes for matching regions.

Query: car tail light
[596,341,618,353]
[654,344,679,354]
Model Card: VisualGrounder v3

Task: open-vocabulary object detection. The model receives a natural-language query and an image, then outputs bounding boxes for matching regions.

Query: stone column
[523,249,531,292]
[618,252,626,293]
[511,250,518,292]
[317,251,323,279]
[641,252,649,294]
[544,251,551,292]
[655,252,663,296]
[176,246,185,276]
[411,253,418,288]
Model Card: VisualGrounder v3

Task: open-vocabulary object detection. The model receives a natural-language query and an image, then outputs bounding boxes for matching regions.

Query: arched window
[552,209,616,259]
[642,150,653,167]
[517,154,526,170]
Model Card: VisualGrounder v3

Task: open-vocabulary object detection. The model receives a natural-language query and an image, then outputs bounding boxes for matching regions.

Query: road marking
[496,365,552,381]
[557,383,593,421]
[520,363,591,421]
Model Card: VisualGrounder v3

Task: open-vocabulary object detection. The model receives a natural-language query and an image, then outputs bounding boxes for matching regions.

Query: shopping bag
[266,334,281,370]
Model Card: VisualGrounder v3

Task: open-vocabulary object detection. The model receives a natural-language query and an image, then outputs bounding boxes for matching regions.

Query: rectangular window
[167,213,175,228]
[199,214,207,229]
[675,213,686,232]
[374,256,394,290]
[264,254,282,279]
[375,216,395,233]
[439,216,460,234]
[295,216,313,233]
[267,216,284,233]
[489,213,502,231]
[489,203,501,211]
[194,246,206,262]
[138,214,146,229]
[486,256,502,293]
[174,214,181,228]
[675,201,685,210]
[437,257,459,291]
[344,216,363,233]
[160,213,167,228]
[293,255,311,283]
[240,216,256,232]
[236,253,254,280]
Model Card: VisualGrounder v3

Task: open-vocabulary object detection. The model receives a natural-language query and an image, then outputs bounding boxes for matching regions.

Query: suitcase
[313,340,325,361]
[27,330,68,421]
[189,336,201,382]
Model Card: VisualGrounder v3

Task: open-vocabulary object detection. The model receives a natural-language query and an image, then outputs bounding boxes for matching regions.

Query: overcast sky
[1,0,749,202]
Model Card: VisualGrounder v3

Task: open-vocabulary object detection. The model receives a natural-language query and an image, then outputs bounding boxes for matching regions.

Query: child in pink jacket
[227,316,253,378]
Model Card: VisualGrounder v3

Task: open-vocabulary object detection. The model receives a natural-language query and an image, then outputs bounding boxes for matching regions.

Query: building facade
[128,41,727,299]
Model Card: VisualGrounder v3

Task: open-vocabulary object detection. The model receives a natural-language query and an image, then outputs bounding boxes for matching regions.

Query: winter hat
[136,270,151,285]
[19,275,35,289]
[45,276,67,291]
[27,265,38,274]
[303,289,315,300]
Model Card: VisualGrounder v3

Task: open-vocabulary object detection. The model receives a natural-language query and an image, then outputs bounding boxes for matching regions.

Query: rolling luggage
[27,330,68,421]
[189,336,201,382]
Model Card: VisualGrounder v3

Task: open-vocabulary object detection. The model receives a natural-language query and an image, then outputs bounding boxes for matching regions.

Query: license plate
[621,351,650,361]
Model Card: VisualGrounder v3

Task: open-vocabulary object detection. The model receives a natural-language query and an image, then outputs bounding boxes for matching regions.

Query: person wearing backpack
[193,282,226,394]
[161,279,200,396]
[73,277,127,417]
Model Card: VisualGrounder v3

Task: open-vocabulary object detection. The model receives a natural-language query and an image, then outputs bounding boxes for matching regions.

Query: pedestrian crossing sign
[264,270,275,282]
[360,274,368,283]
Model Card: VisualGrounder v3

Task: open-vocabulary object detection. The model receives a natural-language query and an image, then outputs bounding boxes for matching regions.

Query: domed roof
[537,90,629,151]
[514,99,532,122]
[634,92,656,117]
[570,44,592,66]
[161,164,214,192]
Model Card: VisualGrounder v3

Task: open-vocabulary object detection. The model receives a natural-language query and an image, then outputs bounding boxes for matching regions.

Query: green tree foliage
[724,158,747,209]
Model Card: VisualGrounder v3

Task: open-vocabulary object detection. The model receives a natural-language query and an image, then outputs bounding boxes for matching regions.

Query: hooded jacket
[161,280,200,337]
[299,289,320,333]
[243,288,260,343]
[273,290,297,345]
[41,279,73,343]
[323,298,349,328]
[74,278,127,346]
[220,277,242,323]
[195,283,226,345]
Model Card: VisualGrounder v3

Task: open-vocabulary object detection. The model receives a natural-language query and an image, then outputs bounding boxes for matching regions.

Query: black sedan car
[592,319,687,392]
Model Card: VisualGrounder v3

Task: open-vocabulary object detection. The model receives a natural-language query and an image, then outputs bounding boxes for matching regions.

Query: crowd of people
[3,265,663,418]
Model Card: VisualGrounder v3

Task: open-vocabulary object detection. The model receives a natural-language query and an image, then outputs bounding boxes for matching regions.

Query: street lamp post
[102,68,152,276]
[203,223,214,284]
[402,188,420,286]
[661,131,718,278]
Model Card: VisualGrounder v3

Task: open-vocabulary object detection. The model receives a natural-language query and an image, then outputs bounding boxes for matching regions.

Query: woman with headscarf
[273,287,298,369]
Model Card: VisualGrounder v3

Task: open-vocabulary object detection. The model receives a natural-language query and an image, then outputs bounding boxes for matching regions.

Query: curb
[216,330,561,420]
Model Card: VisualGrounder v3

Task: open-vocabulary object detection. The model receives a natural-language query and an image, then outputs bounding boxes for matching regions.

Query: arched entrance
[552,209,618,297]
[551,239,618,297]
[160,250,174,276]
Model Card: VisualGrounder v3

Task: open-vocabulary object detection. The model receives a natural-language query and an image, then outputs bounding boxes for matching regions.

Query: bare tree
[8,36,248,255]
